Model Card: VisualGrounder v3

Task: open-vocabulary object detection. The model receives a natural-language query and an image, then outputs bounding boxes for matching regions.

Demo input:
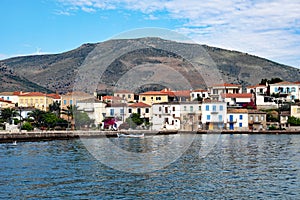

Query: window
[128,108,132,113]
[220,105,223,111]
[207,115,211,120]
[120,109,124,114]
[218,115,222,121]
[275,87,278,92]
[156,97,161,100]
[63,100,67,105]
[261,116,264,121]
[110,109,114,116]
[190,106,193,112]
[213,89,218,94]
[212,105,216,111]
[255,116,258,122]
[192,94,194,98]
[128,94,131,99]
[173,107,175,111]
[198,106,201,111]
[184,106,187,111]
[291,87,296,92]
[159,107,162,112]
[239,123,243,127]
[205,105,209,111]
[142,97,146,101]
[239,115,243,120]
[151,97,153,100]
[250,116,253,121]
[202,94,206,98]
[145,108,149,113]
[70,100,73,105]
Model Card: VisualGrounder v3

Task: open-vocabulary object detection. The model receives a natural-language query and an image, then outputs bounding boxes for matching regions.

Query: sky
[1,0,300,68]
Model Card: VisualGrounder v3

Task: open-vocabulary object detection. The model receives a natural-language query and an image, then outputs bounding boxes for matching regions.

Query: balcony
[249,120,262,124]
[227,120,237,123]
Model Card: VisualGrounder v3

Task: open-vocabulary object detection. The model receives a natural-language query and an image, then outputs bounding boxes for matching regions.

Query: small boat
[117,133,144,138]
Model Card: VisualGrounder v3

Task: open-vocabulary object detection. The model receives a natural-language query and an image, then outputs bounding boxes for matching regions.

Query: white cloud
[56,0,300,67]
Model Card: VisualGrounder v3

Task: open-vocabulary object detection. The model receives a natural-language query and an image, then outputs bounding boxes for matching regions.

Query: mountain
[0,37,299,94]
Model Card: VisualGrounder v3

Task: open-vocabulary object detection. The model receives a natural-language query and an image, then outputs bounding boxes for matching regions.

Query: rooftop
[129,102,151,108]
[221,93,253,98]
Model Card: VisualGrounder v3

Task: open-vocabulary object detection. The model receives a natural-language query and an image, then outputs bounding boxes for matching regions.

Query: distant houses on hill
[1,80,300,131]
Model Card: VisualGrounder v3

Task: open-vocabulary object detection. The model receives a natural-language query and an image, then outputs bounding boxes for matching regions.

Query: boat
[117,133,144,138]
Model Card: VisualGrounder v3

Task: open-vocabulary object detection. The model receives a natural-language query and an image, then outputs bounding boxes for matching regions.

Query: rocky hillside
[0,37,299,93]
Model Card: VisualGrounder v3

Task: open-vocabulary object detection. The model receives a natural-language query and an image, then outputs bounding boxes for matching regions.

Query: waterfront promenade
[0,129,300,143]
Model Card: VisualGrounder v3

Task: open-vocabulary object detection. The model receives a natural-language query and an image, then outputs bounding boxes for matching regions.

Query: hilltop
[0,37,299,93]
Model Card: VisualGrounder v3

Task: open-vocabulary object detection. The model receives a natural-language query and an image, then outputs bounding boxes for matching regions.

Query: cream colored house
[291,104,300,118]
[18,92,54,111]
[139,91,169,105]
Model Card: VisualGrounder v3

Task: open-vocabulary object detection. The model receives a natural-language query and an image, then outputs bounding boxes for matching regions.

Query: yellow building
[18,92,54,111]
[61,91,92,111]
[139,91,169,105]
[114,90,135,102]
[291,104,300,118]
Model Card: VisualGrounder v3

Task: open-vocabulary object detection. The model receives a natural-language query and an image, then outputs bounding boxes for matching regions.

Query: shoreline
[0,129,299,143]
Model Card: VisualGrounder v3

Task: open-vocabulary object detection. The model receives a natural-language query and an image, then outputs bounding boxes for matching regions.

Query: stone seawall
[0,130,299,143]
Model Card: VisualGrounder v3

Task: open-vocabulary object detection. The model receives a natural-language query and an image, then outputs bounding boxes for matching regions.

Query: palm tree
[49,101,61,118]
[62,105,77,128]
[28,109,45,128]
[0,108,17,123]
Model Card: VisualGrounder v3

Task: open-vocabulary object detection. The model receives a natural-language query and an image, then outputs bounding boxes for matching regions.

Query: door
[229,123,234,130]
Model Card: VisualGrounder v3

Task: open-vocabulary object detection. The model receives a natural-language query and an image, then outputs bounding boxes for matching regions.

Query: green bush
[21,122,34,131]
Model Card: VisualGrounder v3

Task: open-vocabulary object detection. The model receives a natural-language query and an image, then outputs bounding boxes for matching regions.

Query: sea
[0,134,299,199]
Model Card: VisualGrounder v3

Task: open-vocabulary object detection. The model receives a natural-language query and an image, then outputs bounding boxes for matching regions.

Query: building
[291,104,300,118]
[201,101,227,130]
[0,91,19,104]
[0,98,15,109]
[139,91,169,105]
[227,109,248,131]
[246,84,268,95]
[128,102,151,122]
[269,81,300,101]
[248,110,267,131]
[152,102,181,131]
[105,102,127,123]
[18,92,54,111]
[208,83,242,101]
[179,102,201,131]
[61,91,92,111]
[190,89,209,101]
[76,99,107,127]
[113,90,136,102]
[221,93,253,107]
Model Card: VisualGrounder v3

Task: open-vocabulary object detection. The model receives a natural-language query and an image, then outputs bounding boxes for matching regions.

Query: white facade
[0,92,19,104]
[105,103,128,123]
[246,85,268,95]
[190,90,209,101]
[227,110,248,131]
[269,82,300,101]
[201,101,227,130]
[152,103,181,131]
[76,101,107,126]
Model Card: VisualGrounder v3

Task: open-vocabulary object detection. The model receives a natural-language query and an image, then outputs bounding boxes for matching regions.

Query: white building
[221,93,253,107]
[269,81,300,101]
[201,101,227,130]
[190,89,209,101]
[208,83,242,101]
[152,102,181,131]
[76,99,107,126]
[0,91,20,104]
[105,102,128,123]
[227,109,248,131]
[246,84,268,95]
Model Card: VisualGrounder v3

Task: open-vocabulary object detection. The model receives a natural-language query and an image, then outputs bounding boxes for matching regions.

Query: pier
[0,130,299,143]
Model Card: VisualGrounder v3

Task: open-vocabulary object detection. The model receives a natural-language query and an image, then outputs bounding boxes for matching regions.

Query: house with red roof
[18,92,55,111]
[190,89,209,101]
[269,81,300,101]
[220,93,254,107]
[128,102,151,122]
[208,83,242,101]
[113,90,136,102]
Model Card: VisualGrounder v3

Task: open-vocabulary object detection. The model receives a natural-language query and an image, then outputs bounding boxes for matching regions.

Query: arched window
[291,87,296,92]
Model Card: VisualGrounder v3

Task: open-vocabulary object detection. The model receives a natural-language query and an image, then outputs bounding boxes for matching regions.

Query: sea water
[0,134,299,199]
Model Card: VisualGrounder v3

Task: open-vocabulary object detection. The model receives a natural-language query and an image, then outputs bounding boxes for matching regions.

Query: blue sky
[1,0,300,68]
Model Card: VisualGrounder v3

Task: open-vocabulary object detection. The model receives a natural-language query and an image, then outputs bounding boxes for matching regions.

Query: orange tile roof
[19,92,47,97]
[172,90,191,97]
[102,96,122,101]
[227,109,248,113]
[0,98,13,103]
[47,93,61,99]
[129,102,151,108]
[221,93,253,98]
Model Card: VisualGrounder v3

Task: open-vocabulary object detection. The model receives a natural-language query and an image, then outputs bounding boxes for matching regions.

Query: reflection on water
[0,134,299,199]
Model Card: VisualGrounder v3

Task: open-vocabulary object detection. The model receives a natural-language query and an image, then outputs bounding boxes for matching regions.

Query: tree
[28,109,45,128]
[49,101,61,118]
[125,113,144,129]
[74,111,94,129]
[0,108,17,123]
[287,116,300,126]
[21,122,34,131]
[42,112,60,129]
